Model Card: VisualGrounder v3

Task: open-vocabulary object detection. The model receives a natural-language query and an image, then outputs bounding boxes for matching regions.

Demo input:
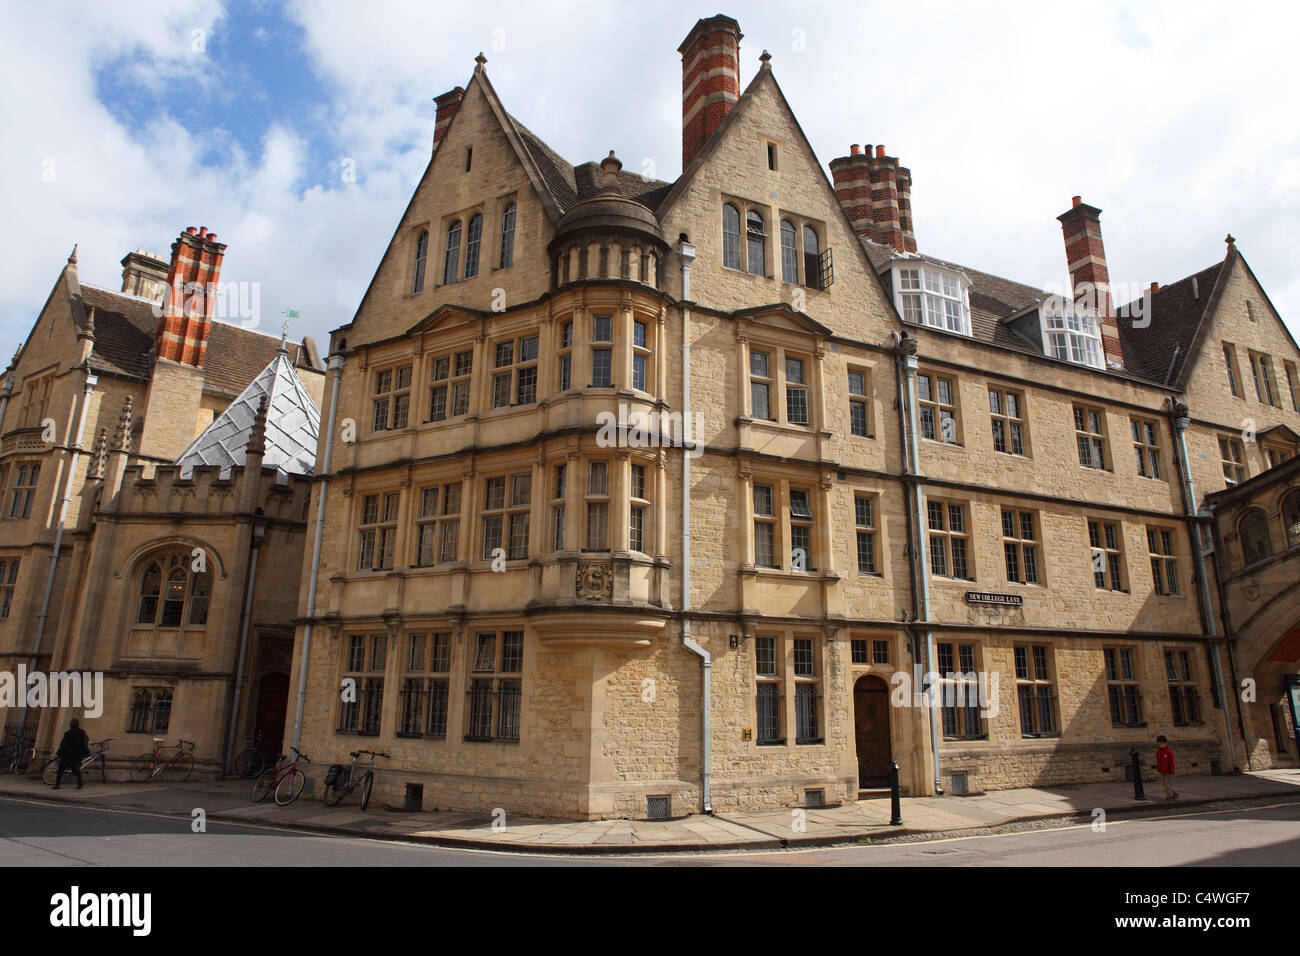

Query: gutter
[677,237,711,815]
[1168,401,1238,771]
[291,353,345,753]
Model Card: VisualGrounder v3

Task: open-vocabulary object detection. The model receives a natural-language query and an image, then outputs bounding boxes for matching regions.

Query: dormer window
[894,266,970,336]
[1042,308,1104,369]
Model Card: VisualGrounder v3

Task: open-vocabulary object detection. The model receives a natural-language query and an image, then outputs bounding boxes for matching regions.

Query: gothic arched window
[1239,509,1272,566]
[1281,489,1300,549]
[722,204,741,271]
[136,553,211,628]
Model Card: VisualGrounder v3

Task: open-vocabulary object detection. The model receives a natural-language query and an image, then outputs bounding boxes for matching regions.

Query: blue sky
[2,0,1298,357]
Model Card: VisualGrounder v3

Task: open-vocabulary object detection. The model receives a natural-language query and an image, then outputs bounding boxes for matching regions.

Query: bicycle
[251,746,311,806]
[128,738,196,783]
[232,730,268,779]
[322,750,388,810]
[42,738,113,786]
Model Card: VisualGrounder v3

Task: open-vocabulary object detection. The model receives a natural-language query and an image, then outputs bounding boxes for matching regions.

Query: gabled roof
[175,349,321,479]
[1116,260,1225,385]
[77,284,323,392]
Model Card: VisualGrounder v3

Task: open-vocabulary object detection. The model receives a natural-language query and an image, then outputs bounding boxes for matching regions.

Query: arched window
[746,210,766,276]
[412,230,428,294]
[780,221,798,284]
[443,220,461,284]
[1239,509,1272,566]
[464,212,483,278]
[135,553,212,629]
[499,203,516,268]
[1282,489,1300,548]
[128,688,173,734]
[722,204,741,270]
[802,226,821,290]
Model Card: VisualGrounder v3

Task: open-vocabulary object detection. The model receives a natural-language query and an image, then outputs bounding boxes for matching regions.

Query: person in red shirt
[1155,735,1178,801]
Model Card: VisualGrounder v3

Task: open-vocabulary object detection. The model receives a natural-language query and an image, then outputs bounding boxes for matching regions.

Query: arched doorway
[254,672,289,759]
[854,674,891,789]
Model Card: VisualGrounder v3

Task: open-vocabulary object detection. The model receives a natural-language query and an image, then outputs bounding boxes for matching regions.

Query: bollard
[1130,748,1146,801]
[889,761,903,825]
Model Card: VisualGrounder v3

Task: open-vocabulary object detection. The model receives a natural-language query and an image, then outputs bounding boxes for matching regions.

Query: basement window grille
[948,771,969,795]
[803,788,825,808]
[646,795,671,820]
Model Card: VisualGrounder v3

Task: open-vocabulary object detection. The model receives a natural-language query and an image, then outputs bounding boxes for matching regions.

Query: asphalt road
[0,794,1296,867]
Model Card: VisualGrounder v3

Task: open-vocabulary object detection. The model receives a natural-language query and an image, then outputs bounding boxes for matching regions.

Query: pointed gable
[175,350,321,478]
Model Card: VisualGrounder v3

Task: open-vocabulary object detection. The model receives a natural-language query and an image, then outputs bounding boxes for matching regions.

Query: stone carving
[576,563,614,600]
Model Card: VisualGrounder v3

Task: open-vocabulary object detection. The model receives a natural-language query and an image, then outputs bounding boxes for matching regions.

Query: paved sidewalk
[2,768,1297,854]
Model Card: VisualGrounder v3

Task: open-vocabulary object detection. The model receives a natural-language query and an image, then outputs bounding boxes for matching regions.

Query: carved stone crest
[576,563,614,600]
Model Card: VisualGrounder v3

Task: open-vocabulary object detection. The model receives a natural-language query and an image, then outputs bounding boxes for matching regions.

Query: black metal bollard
[889,761,903,825]
[1130,748,1146,801]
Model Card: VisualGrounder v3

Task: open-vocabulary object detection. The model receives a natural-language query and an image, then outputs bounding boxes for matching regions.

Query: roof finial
[280,317,289,355]
[475,51,487,69]
[1225,233,1236,247]
[114,395,134,452]
[759,50,772,66]
[67,244,78,266]
[247,394,269,457]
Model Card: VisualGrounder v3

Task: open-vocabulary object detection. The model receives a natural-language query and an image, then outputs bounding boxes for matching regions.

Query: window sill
[795,738,824,746]
[756,739,786,747]
[463,736,519,744]
[921,439,964,449]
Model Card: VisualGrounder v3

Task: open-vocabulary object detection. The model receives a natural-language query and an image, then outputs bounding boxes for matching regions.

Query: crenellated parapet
[106,460,310,524]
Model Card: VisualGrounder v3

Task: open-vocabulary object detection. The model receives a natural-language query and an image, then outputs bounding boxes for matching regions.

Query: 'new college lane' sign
[964,591,1024,607]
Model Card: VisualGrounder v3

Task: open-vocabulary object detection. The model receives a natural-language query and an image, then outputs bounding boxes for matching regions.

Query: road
[0,795,1295,866]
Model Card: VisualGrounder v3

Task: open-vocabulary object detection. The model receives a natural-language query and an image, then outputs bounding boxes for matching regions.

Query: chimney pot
[1072,195,1082,208]
[186,226,197,235]
[850,144,861,156]
[1149,281,1159,293]
[875,145,885,158]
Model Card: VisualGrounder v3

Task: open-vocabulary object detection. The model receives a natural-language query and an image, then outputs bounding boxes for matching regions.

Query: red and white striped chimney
[1057,196,1123,366]
[678,15,743,171]
[157,226,226,368]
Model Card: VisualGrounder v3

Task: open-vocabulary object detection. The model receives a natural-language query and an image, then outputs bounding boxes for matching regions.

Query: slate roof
[78,284,323,393]
[175,349,321,478]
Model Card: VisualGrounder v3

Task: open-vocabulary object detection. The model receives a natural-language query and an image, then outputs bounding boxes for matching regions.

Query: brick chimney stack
[433,86,465,151]
[1057,196,1123,366]
[678,14,743,171]
[830,144,916,253]
[157,225,226,368]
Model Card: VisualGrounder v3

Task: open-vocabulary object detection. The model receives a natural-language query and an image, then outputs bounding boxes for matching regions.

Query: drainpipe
[225,520,267,772]
[0,377,14,434]
[893,333,942,794]
[23,366,96,743]
[1169,401,1237,771]
[677,237,711,814]
[291,353,345,753]
[1205,498,1252,763]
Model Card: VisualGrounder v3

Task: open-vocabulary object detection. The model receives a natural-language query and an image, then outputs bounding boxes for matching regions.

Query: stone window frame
[925,497,974,581]
[551,463,567,553]
[1219,434,1247,487]
[1073,404,1110,471]
[847,366,873,438]
[135,550,212,629]
[488,330,541,410]
[935,641,986,740]
[1146,525,1181,597]
[1001,507,1042,586]
[20,372,55,429]
[413,482,462,568]
[398,631,452,739]
[853,492,879,576]
[1283,360,1300,412]
[1103,646,1145,728]
[1247,349,1279,406]
[742,339,821,432]
[1282,488,1300,550]
[464,629,524,743]
[584,459,611,552]
[773,212,827,290]
[339,633,387,736]
[126,687,173,735]
[754,634,784,745]
[6,461,41,520]
[628,462,650,555]
[748,476,821,574]
[590,313,614,389]
[357,490,400,572]
[1237,507,1273,568]
[917,369,961,445]
[497,198,517,270]
[1222,342,1244,399]
[750,632,824,747]
[1013,644,1060,738]
[557,320,574,393]
[1163,647,1203,727]
[411,228,429,295]
[0,556,18,619]
[371,362,413,433]
[1130,416,1163,480]
[480,472,531,562]
[988,385,1028,457]
[631,319,651,394]
[1087,517,1127,593]
[427,347,474,422]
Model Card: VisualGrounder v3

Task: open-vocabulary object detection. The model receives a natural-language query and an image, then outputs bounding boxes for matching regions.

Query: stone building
[0,228,324,774]
[281,14,1299,819]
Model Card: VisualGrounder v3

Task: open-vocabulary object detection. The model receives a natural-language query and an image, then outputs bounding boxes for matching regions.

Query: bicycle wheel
[359,771,375,811]
[12,749,35,775]
[274,769,306,807]
[234,748,264,779]
[129,755,155,782]
[41,758,60,787]
[165,753,195,783]
[93,754,107,784]
[251,768,276,802]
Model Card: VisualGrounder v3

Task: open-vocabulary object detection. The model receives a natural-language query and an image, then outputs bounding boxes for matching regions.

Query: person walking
[52,718,90,790]
[1155,734,1178,801]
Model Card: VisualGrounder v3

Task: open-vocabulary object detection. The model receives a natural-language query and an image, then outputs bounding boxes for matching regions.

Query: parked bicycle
[251,746,311,806]
[322,750,389,810]
[42,738,113,786]
[232,730,269,779]
[129,738,196,783]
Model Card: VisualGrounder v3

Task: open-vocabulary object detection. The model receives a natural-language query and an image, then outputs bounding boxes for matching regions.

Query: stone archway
[853,674,891,788]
